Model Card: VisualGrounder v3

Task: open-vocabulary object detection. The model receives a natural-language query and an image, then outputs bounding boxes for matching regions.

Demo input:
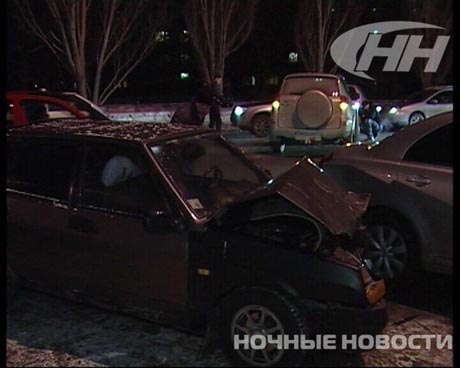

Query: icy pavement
[6,289,452,367]
[104,102,235,127]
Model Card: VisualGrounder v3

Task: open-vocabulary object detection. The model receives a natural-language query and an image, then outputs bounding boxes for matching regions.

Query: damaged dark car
[7,120,387,367]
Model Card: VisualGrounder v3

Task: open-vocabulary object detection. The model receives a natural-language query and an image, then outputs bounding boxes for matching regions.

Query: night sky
[6,0,452,103]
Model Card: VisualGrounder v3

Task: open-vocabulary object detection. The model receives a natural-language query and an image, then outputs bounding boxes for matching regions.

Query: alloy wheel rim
[410,114,423,125]
[231,305,285,367]
[365,225,408,280]
[254,117,270,136]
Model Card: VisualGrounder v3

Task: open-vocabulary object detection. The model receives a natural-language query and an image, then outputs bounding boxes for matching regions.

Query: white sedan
[387,85,452,128]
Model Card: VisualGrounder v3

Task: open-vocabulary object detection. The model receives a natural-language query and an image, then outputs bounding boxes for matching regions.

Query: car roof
[7,120,214,144]
[7,90,78,99]
[419,85,453,94]
[283,73,340,80]
[429,85,453,90]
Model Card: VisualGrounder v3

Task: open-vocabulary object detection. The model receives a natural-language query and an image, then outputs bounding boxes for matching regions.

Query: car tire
[221,287,309,367]
[408,112,425,126]
[363,209,419,282]
[251,113,271,138]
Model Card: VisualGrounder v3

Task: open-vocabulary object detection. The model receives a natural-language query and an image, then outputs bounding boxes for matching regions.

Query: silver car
[387,86,453,128]
[321,113,452,280]
[230,102,272,137]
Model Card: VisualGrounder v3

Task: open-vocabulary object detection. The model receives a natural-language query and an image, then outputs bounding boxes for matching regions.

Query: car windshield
[403,88,438,103]
[61,93,109,120]
[151,134,268,217]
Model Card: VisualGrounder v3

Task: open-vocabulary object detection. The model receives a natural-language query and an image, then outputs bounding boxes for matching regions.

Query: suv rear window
[281,76,339,96]
[7,138,80,201]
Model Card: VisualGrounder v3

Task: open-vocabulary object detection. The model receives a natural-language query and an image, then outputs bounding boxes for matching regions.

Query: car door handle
[69,215,98,234]
[406,175,431,187]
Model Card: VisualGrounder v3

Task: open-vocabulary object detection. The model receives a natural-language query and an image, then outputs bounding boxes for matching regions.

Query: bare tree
[12,0,167,104]
[295,0,363,73]
[183,0,258,93]
[404,0,452,88]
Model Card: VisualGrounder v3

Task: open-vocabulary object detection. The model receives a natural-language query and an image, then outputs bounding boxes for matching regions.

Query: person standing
[197,76,224,133]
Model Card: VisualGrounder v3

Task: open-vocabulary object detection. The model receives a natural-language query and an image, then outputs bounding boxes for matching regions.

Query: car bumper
[302,299,387,336]
[387,112,410,126]
[270,123,354,142]
[230,113,251,130]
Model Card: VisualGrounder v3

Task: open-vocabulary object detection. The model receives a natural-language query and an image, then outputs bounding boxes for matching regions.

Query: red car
[6,90,109,128]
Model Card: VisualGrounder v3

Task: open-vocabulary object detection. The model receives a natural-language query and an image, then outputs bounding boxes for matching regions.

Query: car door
[425,90,453,117]
[7,137,82,290]
[64,140,189,316]
[396,123,453,273]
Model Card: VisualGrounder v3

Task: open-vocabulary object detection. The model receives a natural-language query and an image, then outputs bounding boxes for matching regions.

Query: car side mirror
[428,99,439,105]
[144,213,186,233]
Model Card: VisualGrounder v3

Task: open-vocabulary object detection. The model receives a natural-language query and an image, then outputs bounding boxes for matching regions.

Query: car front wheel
[408,112,425,125]
[252,113,271,138]
[222,287,308,367]
[363,209,418,281]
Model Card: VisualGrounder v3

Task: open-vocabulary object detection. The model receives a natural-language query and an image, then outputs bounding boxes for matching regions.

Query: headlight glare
[234,106,246,116]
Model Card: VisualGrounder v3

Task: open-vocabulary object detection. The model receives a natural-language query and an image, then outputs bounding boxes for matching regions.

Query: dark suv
[7,120,386,366]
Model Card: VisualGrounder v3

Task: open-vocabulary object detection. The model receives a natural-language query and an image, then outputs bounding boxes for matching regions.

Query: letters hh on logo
[330,21,450,80]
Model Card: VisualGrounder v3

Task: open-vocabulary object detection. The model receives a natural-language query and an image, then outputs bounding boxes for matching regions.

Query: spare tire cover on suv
[296,90,332,129]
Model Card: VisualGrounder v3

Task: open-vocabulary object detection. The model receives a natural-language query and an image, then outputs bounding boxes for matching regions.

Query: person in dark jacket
[359,102,382,141]
[196,76,224,133]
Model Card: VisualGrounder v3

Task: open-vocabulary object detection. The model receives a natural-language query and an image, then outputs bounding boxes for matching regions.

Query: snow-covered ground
[7,289,453,367]
[103,103,234,126]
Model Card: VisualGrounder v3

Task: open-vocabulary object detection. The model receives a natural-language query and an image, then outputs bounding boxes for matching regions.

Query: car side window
[20,100,78,123]
[81,143,172,215]
[403,124,452,167]
[430,91,452,104]
[7,138,80,201]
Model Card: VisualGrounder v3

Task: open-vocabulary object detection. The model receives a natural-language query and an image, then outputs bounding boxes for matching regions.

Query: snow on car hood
[233,158,370,237]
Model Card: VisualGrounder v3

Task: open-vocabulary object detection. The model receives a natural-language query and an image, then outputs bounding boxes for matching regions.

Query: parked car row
[5,85,452,367]
[230,82,453,146]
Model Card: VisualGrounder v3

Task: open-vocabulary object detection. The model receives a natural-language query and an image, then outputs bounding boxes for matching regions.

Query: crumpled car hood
[231,158,370,237]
